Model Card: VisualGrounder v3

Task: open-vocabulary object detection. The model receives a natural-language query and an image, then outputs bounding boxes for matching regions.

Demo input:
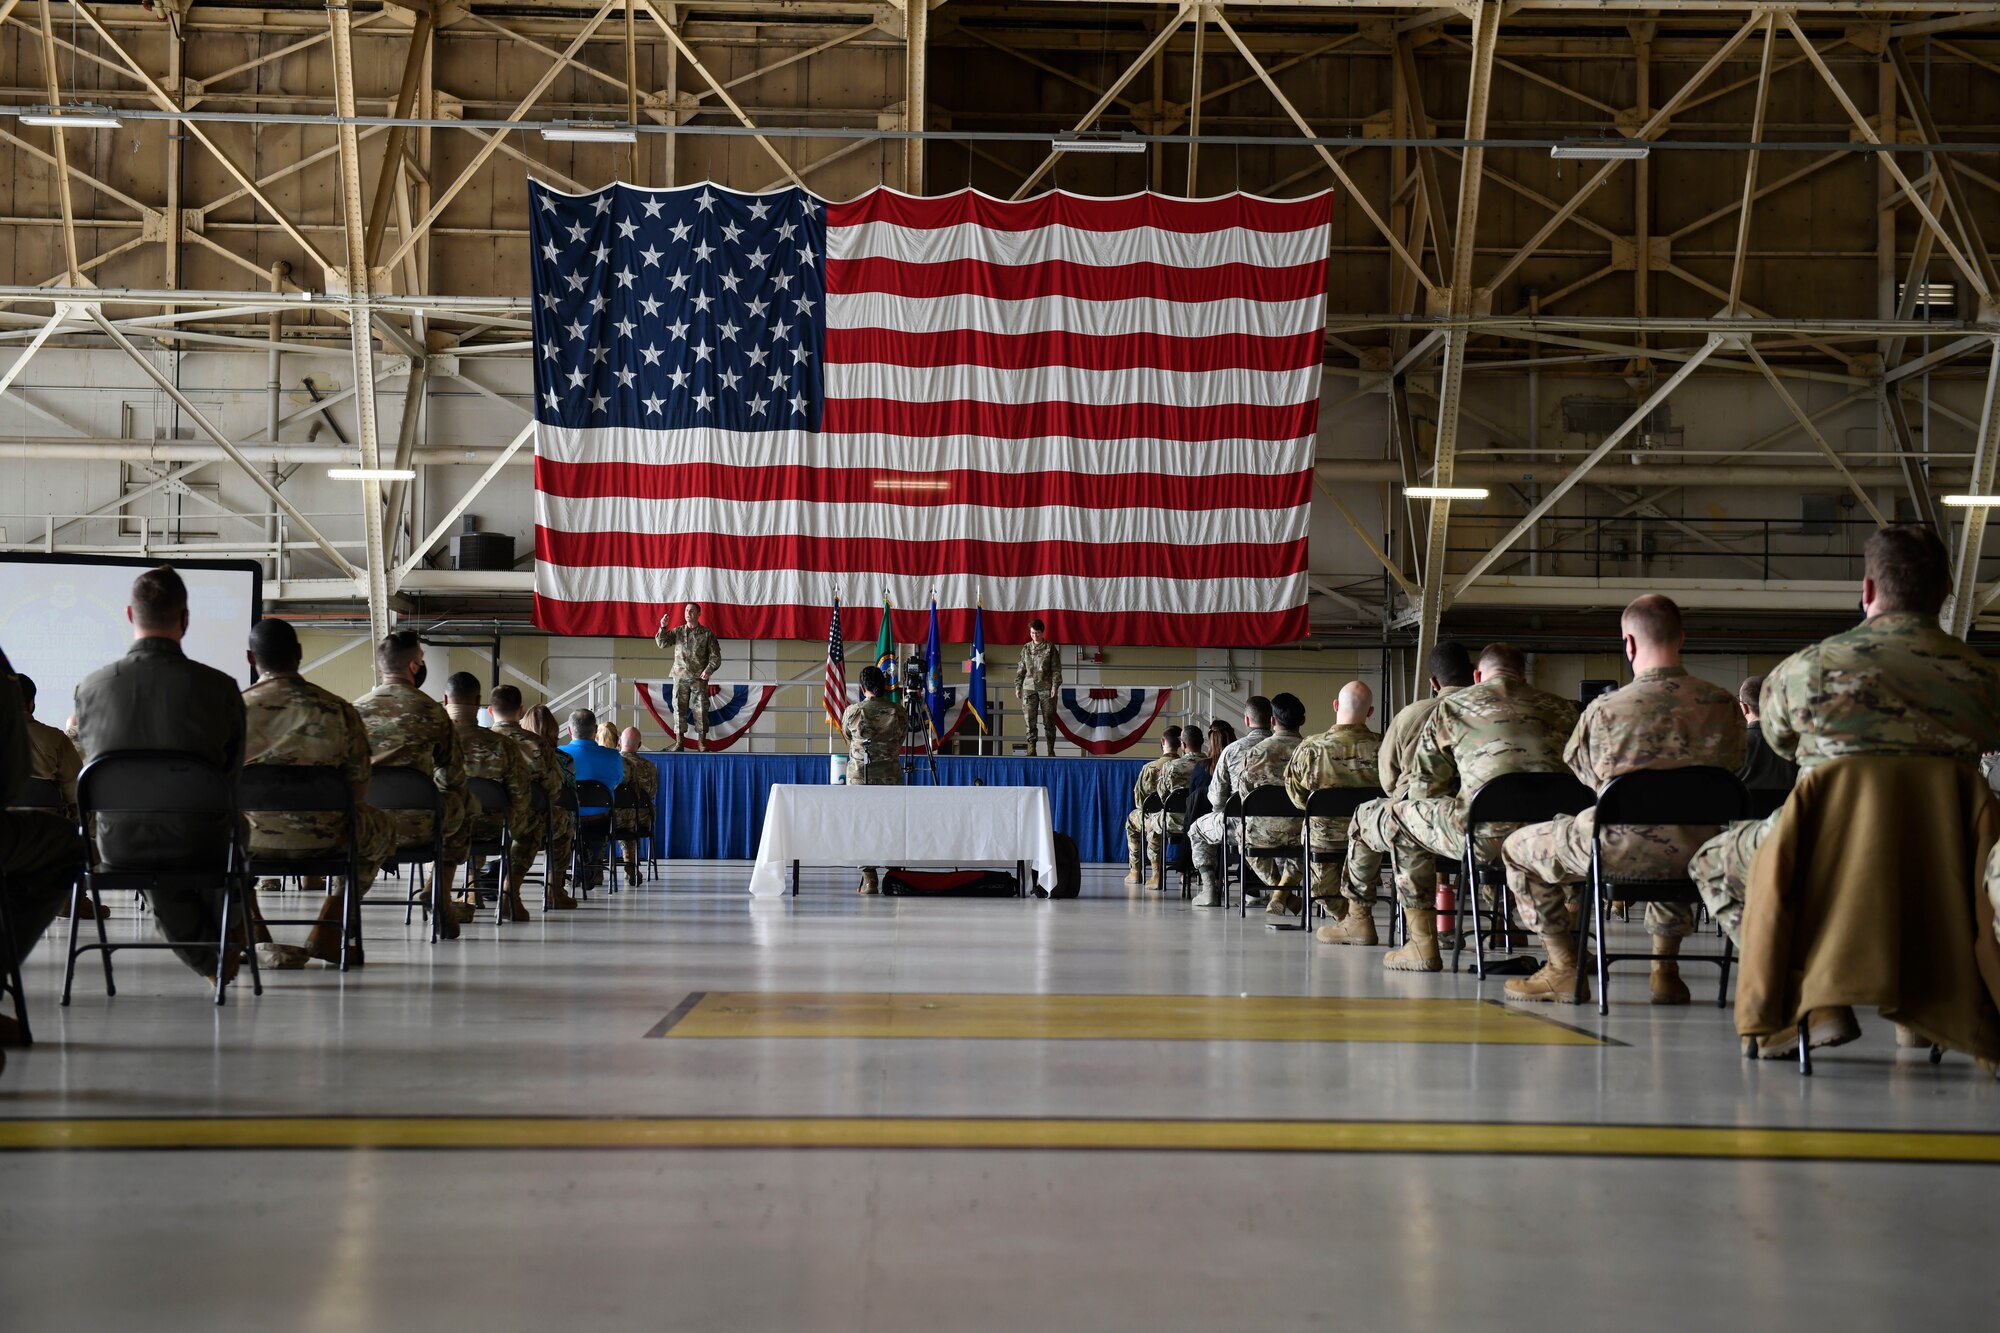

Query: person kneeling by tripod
[843,665,909,894]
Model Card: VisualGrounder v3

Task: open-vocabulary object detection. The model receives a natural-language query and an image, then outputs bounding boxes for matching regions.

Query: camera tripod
[900,654,940,783]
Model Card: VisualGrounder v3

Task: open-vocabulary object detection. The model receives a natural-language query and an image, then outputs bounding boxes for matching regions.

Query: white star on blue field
[529,183,827,433]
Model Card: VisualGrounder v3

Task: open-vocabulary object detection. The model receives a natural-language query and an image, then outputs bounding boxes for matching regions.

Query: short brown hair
[490,684,523,715]
[1622,593,1683,646]
[130,565,188,632]
[1737,675,1764,712]
[1479,642,1526,677]
[1865,524,1950,616]
[376,630,422,678]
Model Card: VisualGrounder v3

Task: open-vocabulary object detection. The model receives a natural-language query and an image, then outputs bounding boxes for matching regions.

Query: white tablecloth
[748,784,1057,897]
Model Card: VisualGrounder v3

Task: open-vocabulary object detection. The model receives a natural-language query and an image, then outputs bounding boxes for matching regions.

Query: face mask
[413,663,428,689]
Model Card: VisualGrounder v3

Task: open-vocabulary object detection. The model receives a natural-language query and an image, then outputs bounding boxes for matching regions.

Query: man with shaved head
[616,726,660,885]
[1281,680,1381,910]
[1501,594,1745,1004]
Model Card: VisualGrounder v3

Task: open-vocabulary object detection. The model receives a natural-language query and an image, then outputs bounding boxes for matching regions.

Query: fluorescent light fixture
[17,105,123,130]
[1405,485,1489,500]
[1943,495,2000,507]
[1051,134,1146,155]
[327,467,418,481]
[541,122,637,144]
[1550,140,1649,161]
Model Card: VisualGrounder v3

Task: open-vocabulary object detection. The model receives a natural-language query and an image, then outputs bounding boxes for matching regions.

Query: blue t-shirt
[560,738,626,816]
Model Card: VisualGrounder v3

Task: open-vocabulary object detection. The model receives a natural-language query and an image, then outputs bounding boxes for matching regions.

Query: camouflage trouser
[674,675,709,746]
[1189,810,1226,886]
[1022,692,1053,751]
[1300,816,1353,898]
[1688,815,1775,948]
[1501,813,1696,939]
[387,787,471,868]
[1343,796,1444,909]
[1125,809,1162,873]
[250,801,397,899]
[545,807,575,889]
[1382,796,1518,911]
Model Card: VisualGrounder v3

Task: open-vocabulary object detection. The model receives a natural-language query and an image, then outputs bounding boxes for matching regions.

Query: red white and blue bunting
[633,680,779,752]
[1052,687,1176,755]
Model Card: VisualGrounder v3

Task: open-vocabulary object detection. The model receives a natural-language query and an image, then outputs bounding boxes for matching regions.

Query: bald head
[1336,680,1373,726]
[620,727,643,753]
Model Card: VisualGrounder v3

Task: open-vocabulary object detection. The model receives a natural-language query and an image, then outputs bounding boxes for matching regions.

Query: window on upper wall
[1896,279,1957,320]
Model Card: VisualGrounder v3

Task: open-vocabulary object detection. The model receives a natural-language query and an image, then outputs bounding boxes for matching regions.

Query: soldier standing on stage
[1015,618,1062,757]
[654,602,724,751]
[842,665,908,895]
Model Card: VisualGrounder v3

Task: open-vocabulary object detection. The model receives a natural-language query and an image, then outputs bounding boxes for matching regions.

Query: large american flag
[529,183,1331,646]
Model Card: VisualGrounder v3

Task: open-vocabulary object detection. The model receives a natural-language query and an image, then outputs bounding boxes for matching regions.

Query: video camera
[902,652,927,695]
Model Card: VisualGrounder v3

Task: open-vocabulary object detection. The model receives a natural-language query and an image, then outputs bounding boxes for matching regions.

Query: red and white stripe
[534,186,1331,646]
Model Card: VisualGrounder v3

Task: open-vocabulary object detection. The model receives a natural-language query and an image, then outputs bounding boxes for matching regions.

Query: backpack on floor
[1040,832,1082,899]
[881,869,1019,897]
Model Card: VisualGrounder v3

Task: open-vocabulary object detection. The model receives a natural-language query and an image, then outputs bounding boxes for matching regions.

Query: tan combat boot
[858,868,880,895]
[1317,907,1378,946]
[1383,906,1442,972]
[1505,931,1582,1003]
[1650,934,1691,1006]
[1265,889,1301,915]
[1123,863,1142,885]
[429,867,461,940]
[304,896,362,968]
[1192,875,1222,908]
[1750,1006,1861,1059]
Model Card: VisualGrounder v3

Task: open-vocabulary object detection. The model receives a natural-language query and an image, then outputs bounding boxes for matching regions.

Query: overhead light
[17,105,123,130]
[1051,134,1146,155]
[1550,140,1649,161]
[1943,495,2000,507]
[1406,485,1489,500]
[327,467,417,481]
[541,122,637,144]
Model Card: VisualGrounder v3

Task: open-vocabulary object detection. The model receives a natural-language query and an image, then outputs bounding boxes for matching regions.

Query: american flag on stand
[528,182,1332,647]
[822,596,846,728]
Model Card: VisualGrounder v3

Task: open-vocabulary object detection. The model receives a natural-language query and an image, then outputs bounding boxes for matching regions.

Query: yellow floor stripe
[658,992,1607,1045]
[1,1117,1996,1163]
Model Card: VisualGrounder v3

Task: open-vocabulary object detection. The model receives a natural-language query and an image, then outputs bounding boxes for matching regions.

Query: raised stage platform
[641,753,1149,865]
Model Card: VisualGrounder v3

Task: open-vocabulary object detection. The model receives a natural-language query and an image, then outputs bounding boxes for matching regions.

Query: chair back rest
[1219,792,1244,819]
[1186,783,1213,822]
[556,786,578,813]
[1745,787,1788,820]
[1240,784,1301,818]
[1304,785,1384,820]
[238,763,353,814]
[7,776,64,812]
[1157,787,1187,816]
[467,776,510,818]
[368,765,441,813]
[614,782,644,810]
[576,779,614,811]
[79,751,237,817]
[1139,793,1163,815]
[1593,766,1748,829]
[1464,771,1593,827]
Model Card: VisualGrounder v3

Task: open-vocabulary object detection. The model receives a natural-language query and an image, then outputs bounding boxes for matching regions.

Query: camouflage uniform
[843,695,908,786]
[1124,751,1175,873]
[1142,751,1201,866]
[1690,612,2000,943]
[547,743,579,886]
[618,749,660,872]
[24,714,81,823]
[1284,723,1382,897]
[451,711,537,863]
[1344,687,1462,908]
[654,622,724,749]
[1502,667,1744,938]
[242,671,395,894]
[1014,638,1063,755]
[1234,732,1304,886]
[1189,726,1270,891]
[496,719,566,885]
[356,681,470,866]
[1381,676,1577,909]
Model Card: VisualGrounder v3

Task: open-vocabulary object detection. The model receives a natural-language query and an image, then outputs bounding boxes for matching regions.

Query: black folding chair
[1181,783,1214,902]
[1272,785,1386,936]
[64,751,259,1007]
[465,776,512,926]
[1454,771,1595,977]
[1582,766,1749,1015]
[1231,785,1303,922]
[1156,787,1191,897]
[7,777,64,815]
[573,779,615,896]
[637,792,661,880]
[368,766,446,943]
[238,764,365,972]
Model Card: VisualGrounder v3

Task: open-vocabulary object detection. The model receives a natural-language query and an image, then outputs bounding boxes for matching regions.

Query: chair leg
[0,892,28,1046]
[61,879,87,1006]
[1798,1018,1812,1076]
[214,889,231,1006]
[1592,886,1609,1017]
[1715,932,1733,1009]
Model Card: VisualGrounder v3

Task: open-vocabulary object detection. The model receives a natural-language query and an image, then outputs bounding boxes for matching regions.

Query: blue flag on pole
[924,597,947,740]
[967,603,990,733]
